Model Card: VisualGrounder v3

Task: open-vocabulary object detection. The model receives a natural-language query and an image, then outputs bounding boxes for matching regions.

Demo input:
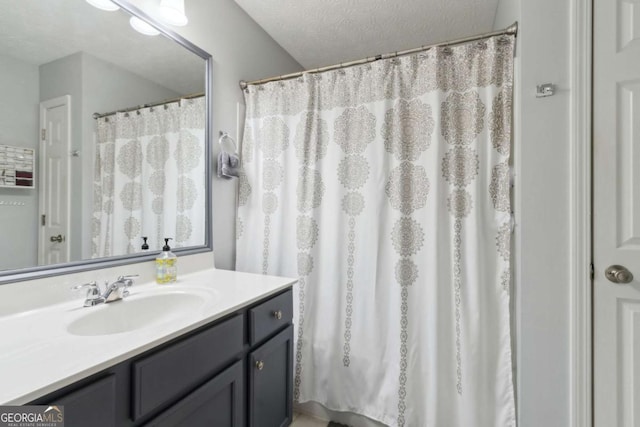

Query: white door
[593,0,640,425]
[38,96,71,266]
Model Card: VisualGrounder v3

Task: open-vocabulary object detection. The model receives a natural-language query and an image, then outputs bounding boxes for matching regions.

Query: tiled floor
[290,413,330,427]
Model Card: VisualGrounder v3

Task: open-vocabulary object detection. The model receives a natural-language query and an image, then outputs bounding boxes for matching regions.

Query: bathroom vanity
[0,269,296,427]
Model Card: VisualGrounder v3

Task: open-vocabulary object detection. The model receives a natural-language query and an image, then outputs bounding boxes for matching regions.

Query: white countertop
[0,268,296,405]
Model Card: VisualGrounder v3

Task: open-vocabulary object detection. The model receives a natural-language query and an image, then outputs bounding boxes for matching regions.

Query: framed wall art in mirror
[0,0,212,283]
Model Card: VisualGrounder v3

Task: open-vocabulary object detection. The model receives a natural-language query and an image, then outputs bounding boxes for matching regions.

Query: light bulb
[86,0,120,11]
[129,16,160,36]
[159,0,188,26]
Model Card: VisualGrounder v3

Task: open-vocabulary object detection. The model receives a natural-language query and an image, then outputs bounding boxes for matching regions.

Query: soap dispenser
[156,238,177,284]
[141,236,149,251]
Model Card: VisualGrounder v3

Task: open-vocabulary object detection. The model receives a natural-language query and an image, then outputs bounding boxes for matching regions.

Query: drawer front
[132,314,244,420]
[52,375,116,427]
[146,360,244,427]
[249,289,293,345]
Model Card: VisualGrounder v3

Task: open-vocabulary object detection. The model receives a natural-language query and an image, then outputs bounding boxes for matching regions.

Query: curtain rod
[239,22,518,90]
[93,92,205,119]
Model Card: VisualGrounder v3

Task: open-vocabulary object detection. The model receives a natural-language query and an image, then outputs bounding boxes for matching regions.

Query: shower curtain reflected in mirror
[237,34,515,427]
[92,98,206,257]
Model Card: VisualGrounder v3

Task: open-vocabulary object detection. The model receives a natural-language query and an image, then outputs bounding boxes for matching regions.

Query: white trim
[569,0,592,425]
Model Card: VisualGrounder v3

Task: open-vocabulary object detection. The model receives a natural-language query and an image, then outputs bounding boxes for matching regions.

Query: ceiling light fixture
[85,0,120,11]
[159,0,188,26]
[129,16,160,36]
[89,0,189,36]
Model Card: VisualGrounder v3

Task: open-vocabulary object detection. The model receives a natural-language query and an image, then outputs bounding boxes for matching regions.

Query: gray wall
[493,0,520,29]
[131,0,304,270]
[40,52,181,261]
[494,0,573,425]
[0,55,40,270]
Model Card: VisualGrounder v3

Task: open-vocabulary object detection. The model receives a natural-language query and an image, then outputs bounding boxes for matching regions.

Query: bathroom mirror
[0,0,212,282]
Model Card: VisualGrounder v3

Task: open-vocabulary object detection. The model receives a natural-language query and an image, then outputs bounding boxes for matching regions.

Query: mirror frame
[0,0,213,284]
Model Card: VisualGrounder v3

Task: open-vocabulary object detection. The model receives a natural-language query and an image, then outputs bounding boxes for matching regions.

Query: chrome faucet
[72,275,138,307]
[72,281,104,307]
[103,275,137,302]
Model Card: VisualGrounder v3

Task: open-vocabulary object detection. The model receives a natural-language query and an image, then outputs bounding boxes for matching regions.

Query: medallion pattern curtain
[236,35,516,427]
[92,98,206,257]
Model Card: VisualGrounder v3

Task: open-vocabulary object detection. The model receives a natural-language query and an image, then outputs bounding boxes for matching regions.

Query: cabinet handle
[256,360,264,370]
[273,310,283,320]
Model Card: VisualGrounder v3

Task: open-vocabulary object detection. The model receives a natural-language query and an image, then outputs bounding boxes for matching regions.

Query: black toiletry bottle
[141,237,149,250]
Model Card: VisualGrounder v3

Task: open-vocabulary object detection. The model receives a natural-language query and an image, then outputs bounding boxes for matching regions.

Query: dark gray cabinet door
[146,360,244,427]
[51,375,116,427]
[248,325,293,427]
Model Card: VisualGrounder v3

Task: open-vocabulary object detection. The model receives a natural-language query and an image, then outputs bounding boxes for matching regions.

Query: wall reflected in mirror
[0,0,206,271]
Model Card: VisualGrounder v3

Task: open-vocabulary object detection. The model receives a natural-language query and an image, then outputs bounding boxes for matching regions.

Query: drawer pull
[256,360,265,370]
[273,310,283,320]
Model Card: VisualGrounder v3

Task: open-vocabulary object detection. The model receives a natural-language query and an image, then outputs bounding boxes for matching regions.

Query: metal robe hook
[218,131,238,154]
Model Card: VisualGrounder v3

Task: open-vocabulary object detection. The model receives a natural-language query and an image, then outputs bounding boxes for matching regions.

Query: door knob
[605,265,634,284]
[50,234,65,243]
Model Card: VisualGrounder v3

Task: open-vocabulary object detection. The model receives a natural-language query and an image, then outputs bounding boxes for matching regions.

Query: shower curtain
[92,98,206,257]
[237,34,515,427]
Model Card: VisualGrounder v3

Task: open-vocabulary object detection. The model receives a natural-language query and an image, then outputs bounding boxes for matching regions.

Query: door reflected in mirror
[0,0,208,272]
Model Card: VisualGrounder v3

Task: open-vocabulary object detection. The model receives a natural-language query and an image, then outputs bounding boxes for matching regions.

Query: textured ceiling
[234,0,501,69]
[0,0,204,95]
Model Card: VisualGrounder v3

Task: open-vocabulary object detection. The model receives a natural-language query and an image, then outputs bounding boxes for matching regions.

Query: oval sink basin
[67,292,207,336]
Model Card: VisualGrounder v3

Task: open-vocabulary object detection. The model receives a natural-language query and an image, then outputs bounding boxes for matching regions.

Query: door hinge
[41,129,46,141]
[590,262,594,280]
[41,214,46,226]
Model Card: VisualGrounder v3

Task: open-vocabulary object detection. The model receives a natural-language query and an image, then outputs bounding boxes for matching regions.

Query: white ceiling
[234,0,501,69]
[0,0,204,95]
